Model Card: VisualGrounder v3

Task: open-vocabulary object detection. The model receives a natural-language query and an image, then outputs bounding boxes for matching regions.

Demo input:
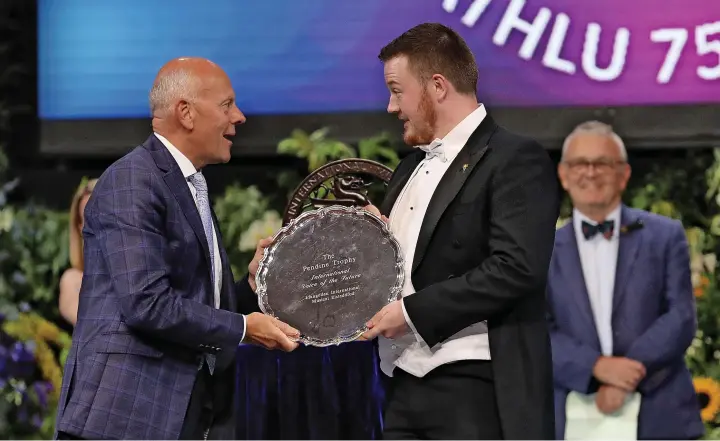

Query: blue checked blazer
[55,135,260,440]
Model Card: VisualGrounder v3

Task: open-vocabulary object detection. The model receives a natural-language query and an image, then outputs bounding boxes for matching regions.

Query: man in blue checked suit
[54,58,300,440]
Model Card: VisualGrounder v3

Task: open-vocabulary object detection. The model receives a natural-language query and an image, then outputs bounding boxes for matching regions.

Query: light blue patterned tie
[188,171,217,375]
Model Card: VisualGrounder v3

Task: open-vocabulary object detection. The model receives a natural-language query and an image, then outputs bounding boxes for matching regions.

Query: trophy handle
[282,158,393,226]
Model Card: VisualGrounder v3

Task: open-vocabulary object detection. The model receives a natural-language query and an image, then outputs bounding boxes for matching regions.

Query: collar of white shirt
[416,104,487,163]
[573,204,622,241]
[154,132,197,179]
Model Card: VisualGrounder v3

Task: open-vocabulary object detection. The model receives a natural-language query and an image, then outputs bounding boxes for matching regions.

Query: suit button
[391,344,397,350]
[447,274,455,279]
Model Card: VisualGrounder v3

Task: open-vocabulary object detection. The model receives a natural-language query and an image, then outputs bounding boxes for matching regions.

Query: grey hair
[148,68,199,116]
[561,120,627,161]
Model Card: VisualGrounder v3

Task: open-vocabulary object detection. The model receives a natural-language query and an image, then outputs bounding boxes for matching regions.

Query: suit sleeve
[89,165,246,357]
[546,285,602,393]
[403,140,560,347]
[626,221,697,394]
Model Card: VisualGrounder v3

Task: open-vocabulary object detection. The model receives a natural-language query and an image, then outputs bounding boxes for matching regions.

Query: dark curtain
[235,340,386,439]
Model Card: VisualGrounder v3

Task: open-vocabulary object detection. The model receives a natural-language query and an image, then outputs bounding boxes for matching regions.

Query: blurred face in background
[558,133,631,218]
[383,55,437,146]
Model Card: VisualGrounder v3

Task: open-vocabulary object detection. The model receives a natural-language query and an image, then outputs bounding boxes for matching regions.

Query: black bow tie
[581,220,615,240]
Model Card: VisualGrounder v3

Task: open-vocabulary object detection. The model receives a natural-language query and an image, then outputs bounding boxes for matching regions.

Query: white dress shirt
[155,133,223,310]
[378,105,491,378]
[573,205,621,356]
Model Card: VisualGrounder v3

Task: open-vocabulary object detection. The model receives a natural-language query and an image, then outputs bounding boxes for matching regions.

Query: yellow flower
[2,313,72,402]
[693,377,720,422]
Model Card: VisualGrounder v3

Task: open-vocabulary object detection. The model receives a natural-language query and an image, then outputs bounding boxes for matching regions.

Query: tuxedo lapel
[556,225,601,349]
[411,116,497,273]
[612,205,642,314]
[380,150,424,217]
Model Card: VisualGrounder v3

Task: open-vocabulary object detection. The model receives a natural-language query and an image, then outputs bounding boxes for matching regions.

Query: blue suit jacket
[547,205,704,440]
[55,135,258,439]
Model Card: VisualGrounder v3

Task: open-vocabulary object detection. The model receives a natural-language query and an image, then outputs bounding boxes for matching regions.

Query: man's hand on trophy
[248,236,273,292]
[243,312,300,352]
[360,300,409,340]
[362,204,389,224]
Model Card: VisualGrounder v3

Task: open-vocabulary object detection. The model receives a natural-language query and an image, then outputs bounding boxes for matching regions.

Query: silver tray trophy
[255,159,404,346]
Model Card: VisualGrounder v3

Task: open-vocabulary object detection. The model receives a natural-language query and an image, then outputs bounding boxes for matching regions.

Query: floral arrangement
[0,303,72,439]
[238,210,283,252]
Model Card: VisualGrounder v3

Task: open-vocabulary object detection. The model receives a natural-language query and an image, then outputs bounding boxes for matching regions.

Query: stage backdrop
[37,1,720,438]
[39,0,719,119]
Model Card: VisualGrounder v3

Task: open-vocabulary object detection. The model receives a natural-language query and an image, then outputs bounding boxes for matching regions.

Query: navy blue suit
[55,135,258,439]
[547,205,704,439]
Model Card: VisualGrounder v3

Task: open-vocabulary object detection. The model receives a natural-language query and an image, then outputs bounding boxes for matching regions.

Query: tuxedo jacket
[55,135,260,440]
[380,115,560,440]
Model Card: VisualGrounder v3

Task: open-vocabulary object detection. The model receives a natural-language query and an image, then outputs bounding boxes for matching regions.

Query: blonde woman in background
[59,178,97,326]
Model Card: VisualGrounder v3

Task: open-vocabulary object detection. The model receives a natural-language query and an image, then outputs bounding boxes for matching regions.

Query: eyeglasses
[562,158,626,173]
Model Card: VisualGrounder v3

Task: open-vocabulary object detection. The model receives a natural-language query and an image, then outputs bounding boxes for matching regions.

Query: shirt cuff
[239,314,247,346]
[401,298,424,344]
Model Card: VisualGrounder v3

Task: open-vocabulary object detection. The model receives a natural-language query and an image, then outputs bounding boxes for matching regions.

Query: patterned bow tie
[581,219,615,240]
[419,139,446,162]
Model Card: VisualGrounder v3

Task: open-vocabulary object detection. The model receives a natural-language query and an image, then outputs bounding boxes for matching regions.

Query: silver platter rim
[255,204,405,347]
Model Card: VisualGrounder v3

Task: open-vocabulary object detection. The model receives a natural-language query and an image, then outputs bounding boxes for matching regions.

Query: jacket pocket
[95,331,164,358]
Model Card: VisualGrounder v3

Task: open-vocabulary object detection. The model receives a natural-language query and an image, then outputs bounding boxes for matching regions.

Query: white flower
[238,210,282,252]
[703,253,717,272]
[692,271,701,288]
[690,253,704,273]
[0,207,14,232]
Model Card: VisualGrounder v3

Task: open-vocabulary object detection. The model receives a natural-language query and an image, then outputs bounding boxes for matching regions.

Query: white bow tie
[419,138,446,162]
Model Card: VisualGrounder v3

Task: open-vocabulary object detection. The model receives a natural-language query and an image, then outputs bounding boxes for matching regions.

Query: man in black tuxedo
[360,23,560,439]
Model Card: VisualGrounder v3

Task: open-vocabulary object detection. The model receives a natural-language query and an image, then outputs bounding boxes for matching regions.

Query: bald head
[149,57,226,117]
[148,57,245,169]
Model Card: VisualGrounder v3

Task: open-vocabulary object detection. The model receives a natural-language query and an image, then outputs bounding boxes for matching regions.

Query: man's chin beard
[403,126,434,146]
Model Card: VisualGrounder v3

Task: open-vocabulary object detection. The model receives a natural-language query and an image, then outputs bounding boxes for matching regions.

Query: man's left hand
[595,384,627,414]
[360,300,409,340]
[248,236,273,292]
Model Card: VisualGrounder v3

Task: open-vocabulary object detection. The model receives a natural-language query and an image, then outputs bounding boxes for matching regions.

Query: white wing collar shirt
[379,104,491,378]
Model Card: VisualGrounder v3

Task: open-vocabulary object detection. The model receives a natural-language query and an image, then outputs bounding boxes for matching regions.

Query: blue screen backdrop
[39,0,720,120]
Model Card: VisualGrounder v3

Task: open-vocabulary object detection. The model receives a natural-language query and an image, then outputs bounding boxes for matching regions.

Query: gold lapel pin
[462,164,469,172]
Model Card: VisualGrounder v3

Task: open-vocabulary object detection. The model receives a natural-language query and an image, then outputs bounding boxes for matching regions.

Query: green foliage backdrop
[0,126,717,437]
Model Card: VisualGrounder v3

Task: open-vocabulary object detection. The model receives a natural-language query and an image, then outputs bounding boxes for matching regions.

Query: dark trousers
[180,363,234,440]
[382,360,503,440]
